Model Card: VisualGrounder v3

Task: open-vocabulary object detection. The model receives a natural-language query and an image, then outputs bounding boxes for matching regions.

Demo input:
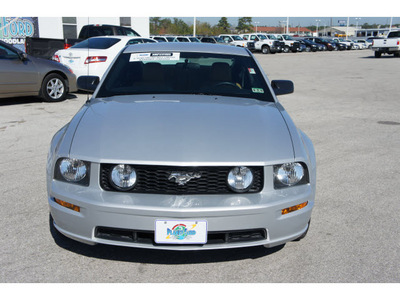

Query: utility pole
[287,17,289,34]
[315,19,321,37]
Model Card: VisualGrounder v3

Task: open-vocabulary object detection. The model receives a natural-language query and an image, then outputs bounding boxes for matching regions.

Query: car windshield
[71,38,120,49]
[215,37,224,43]
[231,36,244,41]
[189,37,200,42]
[257,35,267,40]
[97,51,273,102]
[282,35,294,40]
[267,35,277,40]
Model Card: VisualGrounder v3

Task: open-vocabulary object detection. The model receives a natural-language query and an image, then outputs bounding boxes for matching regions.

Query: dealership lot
[0,49,399,283]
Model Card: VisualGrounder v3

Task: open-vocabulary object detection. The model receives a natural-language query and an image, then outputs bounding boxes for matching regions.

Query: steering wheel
[213,82,241,89]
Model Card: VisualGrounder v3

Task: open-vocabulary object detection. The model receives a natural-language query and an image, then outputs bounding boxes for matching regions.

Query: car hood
[69,95,294,165]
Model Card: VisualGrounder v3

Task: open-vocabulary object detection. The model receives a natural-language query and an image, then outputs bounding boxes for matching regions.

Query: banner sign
[338,20,346,27]
[0,17,39,51]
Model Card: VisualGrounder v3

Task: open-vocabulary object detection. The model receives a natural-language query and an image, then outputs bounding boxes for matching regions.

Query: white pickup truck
[371,30,400,58]
[240,33,281,54]
[272,34,301,53]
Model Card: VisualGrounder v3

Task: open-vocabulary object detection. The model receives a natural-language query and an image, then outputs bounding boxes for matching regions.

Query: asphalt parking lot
[1,49,399,283]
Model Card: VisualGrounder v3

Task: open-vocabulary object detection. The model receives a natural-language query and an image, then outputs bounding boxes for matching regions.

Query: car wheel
[374,51,382,58]
[305,46,311,52]
[41,73,68,102]
[283,46,290,53]
[261,45,270,54]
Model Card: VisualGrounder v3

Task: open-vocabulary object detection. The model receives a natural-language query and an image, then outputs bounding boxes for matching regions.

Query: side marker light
[282,201,308,215]
[54,198,80,212]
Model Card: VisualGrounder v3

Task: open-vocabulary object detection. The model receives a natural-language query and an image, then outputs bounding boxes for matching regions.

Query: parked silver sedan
[47,43,316,250]
[0,40,77,102]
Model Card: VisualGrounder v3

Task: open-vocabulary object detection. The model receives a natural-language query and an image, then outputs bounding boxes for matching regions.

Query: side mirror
[18,52,28,61]
[271,80,294,96]
[77,76,100,93]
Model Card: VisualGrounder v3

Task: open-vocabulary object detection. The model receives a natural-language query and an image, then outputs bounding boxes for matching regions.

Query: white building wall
[38,17,63,39]
[38,17,149,39]
[131,17,150,37]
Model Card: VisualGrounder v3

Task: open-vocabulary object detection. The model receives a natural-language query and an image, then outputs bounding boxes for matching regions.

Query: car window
[388,31,400,38]
[0,44,19,59]
[142,39,157,43]
[154,37,166,42]
[71,38,121,49]
[127,39,141,45]
[231,36,244,41]
[97,51,273,102]
[101,26,114,36]
[116,27,124,35]
[124,28,140,36]
[189,37,200,42]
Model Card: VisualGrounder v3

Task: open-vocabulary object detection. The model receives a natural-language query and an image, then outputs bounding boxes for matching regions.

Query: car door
[0,43,39,96]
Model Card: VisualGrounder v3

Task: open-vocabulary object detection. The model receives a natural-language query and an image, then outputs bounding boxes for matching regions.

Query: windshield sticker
[130,52,180,62]
[252,88,264,93]
[248,68,256,74]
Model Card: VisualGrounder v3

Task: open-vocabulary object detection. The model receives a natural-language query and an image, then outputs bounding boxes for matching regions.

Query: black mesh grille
[100,164,264,195]
[95,226,267,245]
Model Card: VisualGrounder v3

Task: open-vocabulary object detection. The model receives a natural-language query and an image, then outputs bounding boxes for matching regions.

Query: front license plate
[155,220,207,244]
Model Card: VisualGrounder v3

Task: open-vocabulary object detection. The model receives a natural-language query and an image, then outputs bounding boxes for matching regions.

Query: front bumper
[48,164,314,250]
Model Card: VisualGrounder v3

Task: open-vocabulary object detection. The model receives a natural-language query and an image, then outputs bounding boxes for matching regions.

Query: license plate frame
[154,220,208,244]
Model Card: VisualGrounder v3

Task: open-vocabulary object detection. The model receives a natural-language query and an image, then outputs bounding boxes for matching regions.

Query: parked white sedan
[52,36,157,80]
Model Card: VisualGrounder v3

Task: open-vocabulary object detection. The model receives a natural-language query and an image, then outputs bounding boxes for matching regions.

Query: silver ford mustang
[47,43,316,250]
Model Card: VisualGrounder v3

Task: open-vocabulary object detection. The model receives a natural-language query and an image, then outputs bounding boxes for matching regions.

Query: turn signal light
[282,201,308,215]
[55,198,80,212]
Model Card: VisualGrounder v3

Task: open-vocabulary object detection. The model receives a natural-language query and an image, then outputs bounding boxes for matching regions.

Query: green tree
[236,17,253,33]
[217,17,231,33]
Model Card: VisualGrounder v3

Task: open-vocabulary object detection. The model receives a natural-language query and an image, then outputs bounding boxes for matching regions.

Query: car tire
[41,73,68,102]
[305,46,311,52]
[374,51,382,58]
[261,45,270,54]
[283,46,290,53]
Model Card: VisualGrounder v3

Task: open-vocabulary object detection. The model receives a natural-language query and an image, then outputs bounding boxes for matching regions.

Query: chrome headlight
[274,162,308,188]
[227,166,254,192]
[110,164,137,191]
[55,158,90,186]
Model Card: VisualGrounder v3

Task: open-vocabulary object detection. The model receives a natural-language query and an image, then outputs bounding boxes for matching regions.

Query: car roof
[123,42,251,56]
[87,36,147,40]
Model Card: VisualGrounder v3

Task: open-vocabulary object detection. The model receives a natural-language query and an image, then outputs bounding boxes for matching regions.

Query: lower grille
[95,226,267,246]
[100,164,264,195]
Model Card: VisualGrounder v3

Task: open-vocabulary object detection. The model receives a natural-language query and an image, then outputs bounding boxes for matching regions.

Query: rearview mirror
[271,80,294,96]
[77,76,100,93]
